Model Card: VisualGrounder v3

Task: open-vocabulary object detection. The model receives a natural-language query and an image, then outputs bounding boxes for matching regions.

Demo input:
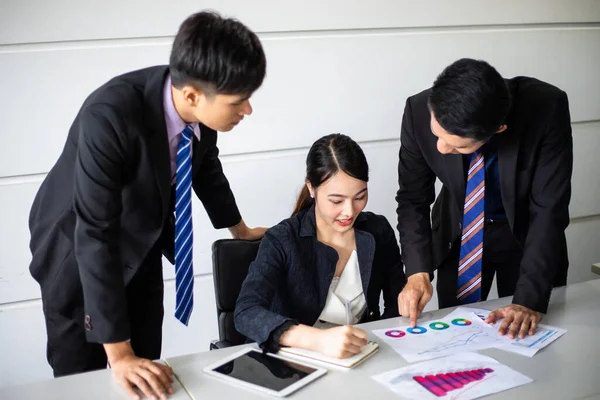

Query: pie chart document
[372,310,512,362]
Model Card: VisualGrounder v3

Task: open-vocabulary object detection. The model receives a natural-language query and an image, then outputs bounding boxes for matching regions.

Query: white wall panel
[0,302,51,387]
[0,181,42,303]
[1,28,599,177]
[221,27,600,157]
[1,0,599,44]
[0,41,172,177]
[0,276,217,388]
[571,122,600,219]
[565,217,600,284]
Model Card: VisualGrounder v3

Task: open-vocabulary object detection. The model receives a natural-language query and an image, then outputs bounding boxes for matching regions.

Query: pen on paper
[345,298,352,325]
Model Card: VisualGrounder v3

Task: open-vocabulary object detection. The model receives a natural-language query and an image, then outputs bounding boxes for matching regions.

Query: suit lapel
[314,239,338,312]
[443,153,466,212]
[498,126,519,230]
[142,67,172,220]
[298,207,337,312]
[355,230,375,296]
[146,128,171,220]
[192,123,210,176]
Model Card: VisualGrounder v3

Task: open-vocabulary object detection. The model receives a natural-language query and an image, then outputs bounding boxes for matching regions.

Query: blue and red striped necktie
[457,151,485,304]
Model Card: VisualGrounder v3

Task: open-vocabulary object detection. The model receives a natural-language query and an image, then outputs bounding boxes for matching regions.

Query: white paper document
[452,307,568,357]
[372,352,532,400]
[372,311,511,362]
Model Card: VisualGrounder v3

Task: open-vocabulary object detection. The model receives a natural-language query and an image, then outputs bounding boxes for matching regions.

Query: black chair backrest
[211,238,261,346]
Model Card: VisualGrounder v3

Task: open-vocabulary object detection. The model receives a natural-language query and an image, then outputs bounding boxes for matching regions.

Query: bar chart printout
[413,367,494,396]
[372,353,532,400]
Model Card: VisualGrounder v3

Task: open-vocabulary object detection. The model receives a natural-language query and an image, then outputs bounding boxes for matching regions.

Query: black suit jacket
[396,77,573,313]
[29,66,242,343]
[234,205,406,347]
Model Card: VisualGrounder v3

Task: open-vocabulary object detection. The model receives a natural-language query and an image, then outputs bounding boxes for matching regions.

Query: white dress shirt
[315,250,367,327]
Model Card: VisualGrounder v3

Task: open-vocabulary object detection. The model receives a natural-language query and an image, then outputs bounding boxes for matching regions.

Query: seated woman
[234,133,406,359]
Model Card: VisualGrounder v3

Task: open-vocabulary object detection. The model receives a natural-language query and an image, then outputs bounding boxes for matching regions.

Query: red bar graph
[438,373,462,389]
[413,368,494,397]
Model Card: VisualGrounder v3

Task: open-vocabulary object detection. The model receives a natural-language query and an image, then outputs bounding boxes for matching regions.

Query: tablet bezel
[202,347,327,397]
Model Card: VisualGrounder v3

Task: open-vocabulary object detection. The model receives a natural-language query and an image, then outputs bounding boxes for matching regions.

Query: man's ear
[181,85,206,107]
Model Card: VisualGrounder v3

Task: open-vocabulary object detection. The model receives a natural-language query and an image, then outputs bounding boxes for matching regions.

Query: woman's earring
[310,193,314,199]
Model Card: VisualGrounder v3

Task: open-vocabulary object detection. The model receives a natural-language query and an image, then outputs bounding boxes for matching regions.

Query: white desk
[2,280,599,400]
[0,362,191,400]
[168,279,600,400]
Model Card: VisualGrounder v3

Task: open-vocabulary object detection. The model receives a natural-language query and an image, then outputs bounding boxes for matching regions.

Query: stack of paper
[372,307,566,362]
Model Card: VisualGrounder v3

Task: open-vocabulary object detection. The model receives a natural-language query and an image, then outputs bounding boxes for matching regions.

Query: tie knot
[181,125,194,142]
[469,150,484,167]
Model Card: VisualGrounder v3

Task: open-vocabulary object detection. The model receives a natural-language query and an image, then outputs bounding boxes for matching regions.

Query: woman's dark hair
[292,134,369,215]
[169,11,266,96]
[428,58,511,142]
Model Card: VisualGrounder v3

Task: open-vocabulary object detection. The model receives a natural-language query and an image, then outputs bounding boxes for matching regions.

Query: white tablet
[203,347,327,397]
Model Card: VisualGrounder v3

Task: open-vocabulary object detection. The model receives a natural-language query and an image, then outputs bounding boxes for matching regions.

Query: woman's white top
[315,250,367,327]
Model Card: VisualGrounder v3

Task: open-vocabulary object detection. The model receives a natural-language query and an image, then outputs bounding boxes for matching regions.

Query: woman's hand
[313,325,369,359]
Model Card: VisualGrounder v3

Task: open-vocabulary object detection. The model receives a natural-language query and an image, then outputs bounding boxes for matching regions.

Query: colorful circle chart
[429,322,450,330]
[407,326,428,334]
[451,318,472,326]
[385,329,406,338]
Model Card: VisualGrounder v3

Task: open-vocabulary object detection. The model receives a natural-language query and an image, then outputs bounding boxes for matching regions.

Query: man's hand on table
[104,341,174,400]
[485,304,542,340]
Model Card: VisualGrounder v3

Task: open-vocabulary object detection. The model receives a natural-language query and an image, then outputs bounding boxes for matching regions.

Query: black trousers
[436,220,524,309]
[42,245,165,378]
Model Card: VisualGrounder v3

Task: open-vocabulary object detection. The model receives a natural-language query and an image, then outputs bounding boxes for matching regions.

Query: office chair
[210,238,261,350]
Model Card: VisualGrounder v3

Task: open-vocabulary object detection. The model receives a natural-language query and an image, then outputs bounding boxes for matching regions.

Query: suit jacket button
[458,222,462,230]
[84,315,92,331]
[448,241,453,249]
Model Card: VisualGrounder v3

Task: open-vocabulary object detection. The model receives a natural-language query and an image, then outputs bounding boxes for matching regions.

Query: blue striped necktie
[457,151,485,304]
[174,125,194,325]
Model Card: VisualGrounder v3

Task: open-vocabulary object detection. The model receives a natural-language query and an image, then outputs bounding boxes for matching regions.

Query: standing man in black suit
[396,58,572,341]
[29,12,266,399]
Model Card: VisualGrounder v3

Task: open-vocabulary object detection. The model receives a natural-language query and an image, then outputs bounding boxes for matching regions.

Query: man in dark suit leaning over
[29,12,266,399]
[396,58,572,341]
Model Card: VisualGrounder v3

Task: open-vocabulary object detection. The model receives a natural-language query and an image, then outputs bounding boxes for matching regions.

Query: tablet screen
[211,350,318,392]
